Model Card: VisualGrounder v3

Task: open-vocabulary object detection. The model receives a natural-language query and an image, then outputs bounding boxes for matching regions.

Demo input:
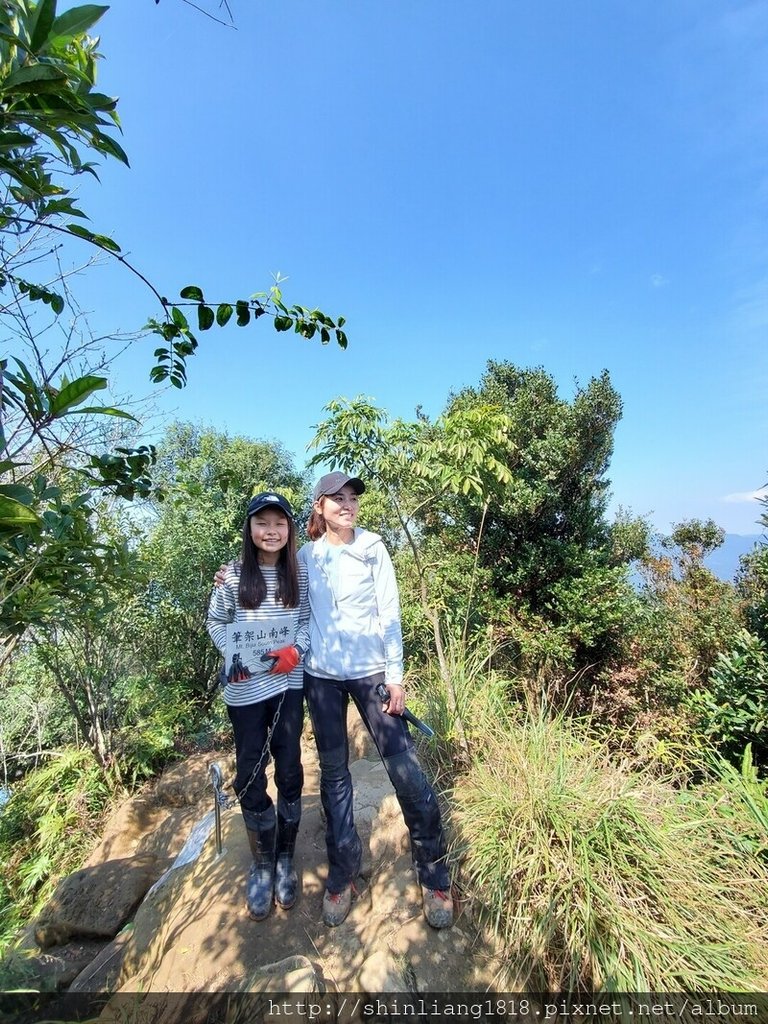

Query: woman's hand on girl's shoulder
[213,562,234,588]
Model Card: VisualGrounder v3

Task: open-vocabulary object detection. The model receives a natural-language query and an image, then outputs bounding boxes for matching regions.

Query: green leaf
[273,315,292,332]
[0,484,34,506]
[89,129,130,167]
[2,64,68,91]
[48,375,107,416]
[216,303,233,327]
[0,494,41,529]
[171,307,189,329]
[87,93,119,113]
[65,223,121,252]
[197,304,215,331]
[30,0,58,52]
[0,131,36,151]
[0,30,32,54]
[93,231,121,252]
[50,4,109,41]
[236,301,250,327]
[40,197,86,218]
[64,405,138,421]
[180,285,204,301]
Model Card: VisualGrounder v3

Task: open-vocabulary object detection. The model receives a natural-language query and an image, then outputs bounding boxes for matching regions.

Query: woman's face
[316,484,360,535]
[249,508,290,564]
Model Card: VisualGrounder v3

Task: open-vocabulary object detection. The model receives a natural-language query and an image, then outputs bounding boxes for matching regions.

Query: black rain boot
[274,818,299,909]
[245,826,275,921]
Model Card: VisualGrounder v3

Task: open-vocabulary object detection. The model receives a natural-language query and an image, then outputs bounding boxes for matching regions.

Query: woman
[206,491,309,921]
[299,471,453,929]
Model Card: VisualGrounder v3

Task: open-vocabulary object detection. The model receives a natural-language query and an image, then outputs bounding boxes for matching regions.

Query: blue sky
[62,0,768,535]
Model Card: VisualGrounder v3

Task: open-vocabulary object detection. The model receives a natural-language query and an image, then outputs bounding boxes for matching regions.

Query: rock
[17,741,498,1001]
[68,926,133,992]
[368,856,422,923]
[0,940,105,993]
[346,705,376,760]
[357,949,415,994]
[152,753,233,808]
[34,856,158,948]
[369,793,409,863]
[113,853,196,988]
[80,752,232,874]
[241,954,322,993]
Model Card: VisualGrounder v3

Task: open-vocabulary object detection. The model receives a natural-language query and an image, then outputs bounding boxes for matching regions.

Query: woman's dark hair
[238,507,299,609]
[307,504,326,541]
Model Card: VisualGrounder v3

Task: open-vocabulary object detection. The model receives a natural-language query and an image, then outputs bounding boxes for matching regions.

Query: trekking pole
[375,683,435,738]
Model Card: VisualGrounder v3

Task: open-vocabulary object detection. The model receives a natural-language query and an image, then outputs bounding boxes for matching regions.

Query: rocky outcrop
[34,855,158,947]
[9,711,497,1005]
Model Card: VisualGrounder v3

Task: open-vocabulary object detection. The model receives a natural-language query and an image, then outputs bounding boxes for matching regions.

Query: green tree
[427,362,642,685]
[1,0,348,656]
[134,423,307,711]
[308,366,647,738]
[689,628,768,767]
[9,488,144,766]
[446,362,623,611]
[737,483,768,644]
[636,518,742,692]
[309,394,516,751]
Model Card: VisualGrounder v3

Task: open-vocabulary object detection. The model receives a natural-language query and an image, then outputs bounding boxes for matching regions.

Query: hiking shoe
[421,886,454,929]
[322,883,355,926]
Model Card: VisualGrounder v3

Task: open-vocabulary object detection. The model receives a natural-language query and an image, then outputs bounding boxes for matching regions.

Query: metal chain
[233,689,286,806]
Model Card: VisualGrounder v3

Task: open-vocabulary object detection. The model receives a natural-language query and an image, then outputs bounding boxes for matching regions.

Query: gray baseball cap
[312,472,365,501]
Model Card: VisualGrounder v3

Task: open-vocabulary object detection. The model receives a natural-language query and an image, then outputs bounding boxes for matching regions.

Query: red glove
[266,646,300,675]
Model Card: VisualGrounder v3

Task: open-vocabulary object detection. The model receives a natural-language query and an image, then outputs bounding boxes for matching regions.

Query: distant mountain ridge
[705,534,763,582]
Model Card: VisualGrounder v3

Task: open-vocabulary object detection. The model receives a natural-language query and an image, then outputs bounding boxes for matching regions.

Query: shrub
[453,704,768,991]
[688,629,768,768]
[0,746,111,949]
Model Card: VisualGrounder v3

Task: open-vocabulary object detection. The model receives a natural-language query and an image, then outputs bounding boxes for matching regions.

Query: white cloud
[722,487,768,504]
[650,274,668,288]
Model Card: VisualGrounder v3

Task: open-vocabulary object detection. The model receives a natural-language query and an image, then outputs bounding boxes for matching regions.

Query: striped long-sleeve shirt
[206,562,310,707]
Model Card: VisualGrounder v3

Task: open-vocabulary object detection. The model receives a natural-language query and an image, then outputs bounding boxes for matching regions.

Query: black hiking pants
[304,670,449,893]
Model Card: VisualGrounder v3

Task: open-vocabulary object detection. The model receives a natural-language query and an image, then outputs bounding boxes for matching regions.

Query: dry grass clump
[453,706,768,992]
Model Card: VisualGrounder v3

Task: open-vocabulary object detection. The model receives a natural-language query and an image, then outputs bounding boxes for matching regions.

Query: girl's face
[249,508,290,564]
[316,484,360,536]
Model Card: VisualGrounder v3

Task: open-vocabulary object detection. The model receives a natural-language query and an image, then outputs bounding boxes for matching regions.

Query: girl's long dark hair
[238,510,299,609]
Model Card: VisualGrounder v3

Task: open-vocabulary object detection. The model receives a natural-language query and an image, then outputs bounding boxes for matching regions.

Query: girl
[206,491,309,921]
[299,472,453,929]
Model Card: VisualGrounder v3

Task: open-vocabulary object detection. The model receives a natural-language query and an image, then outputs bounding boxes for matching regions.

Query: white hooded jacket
[298,528,404,686]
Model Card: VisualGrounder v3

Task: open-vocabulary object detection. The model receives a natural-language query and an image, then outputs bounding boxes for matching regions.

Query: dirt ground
[8,710,503,1021]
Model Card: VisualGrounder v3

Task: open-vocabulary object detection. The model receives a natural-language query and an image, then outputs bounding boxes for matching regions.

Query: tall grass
[452,702,768,992]
[410,633,515,773]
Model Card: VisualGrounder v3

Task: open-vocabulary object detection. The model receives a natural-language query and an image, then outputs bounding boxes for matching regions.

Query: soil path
[18,711,499,1009]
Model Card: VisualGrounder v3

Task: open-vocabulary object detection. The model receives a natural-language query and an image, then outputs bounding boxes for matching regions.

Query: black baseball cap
[312,472,365,501]
[247,492,294,519]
